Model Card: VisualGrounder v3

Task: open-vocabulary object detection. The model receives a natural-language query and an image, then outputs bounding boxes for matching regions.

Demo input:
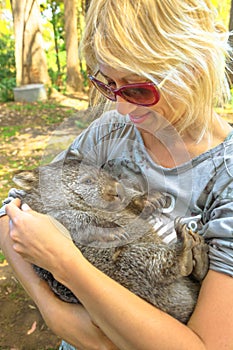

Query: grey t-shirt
[57,109,233,350]
[58,109,233,276]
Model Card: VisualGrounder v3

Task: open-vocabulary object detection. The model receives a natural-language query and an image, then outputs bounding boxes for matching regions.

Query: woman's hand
[5,198,78,275]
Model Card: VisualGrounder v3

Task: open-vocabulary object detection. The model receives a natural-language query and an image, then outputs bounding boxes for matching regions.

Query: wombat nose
[116,182,125,201]
[102,181,125,202]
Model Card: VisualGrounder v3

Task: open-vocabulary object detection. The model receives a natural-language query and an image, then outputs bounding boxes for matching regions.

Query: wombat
[10,152,209,324]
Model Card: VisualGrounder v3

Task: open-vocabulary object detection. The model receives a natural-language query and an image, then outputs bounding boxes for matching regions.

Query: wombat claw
[176,220,209,280]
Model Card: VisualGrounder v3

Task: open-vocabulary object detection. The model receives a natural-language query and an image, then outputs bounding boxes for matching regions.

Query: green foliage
[47,50,67,92]
[0,33,16,102]
[41,1,67,91]
[0,251,5,264]
[0,77,16,102]
[0,0,13,35]
[211,0,231,27]
[41,0,88,92]
[0,33,15,78]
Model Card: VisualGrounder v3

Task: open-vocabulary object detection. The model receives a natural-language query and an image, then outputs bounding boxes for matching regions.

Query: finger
[5,199,23,219]
[10,198,21,207]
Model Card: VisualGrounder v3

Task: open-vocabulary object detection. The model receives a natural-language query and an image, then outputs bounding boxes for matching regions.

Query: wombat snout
[102,181,125,202]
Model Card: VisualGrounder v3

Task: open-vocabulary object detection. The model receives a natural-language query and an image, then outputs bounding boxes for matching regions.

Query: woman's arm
[5,199,233,350]
[0,211,118,350]
[57,248,233,350]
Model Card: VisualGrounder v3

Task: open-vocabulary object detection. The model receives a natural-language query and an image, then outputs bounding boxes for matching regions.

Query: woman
[1,0,233,349]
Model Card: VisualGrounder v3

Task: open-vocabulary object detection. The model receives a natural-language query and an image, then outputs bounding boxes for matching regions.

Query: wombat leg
[187,231,209,281]
[176,223,194,277]
[175,220,209,280]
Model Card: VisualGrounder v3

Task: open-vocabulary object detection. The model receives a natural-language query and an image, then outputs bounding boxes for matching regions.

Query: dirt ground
[0,262,62,350]
[0,93,89,350]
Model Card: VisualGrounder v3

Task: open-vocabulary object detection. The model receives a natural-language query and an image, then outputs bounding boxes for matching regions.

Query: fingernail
[21,203,30,211]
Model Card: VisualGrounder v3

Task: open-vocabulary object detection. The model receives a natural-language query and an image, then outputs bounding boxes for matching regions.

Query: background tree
[10,0,51,86]
[0,0,16,101]
[228,0,233,86]
[41,0,66,90]
[63,0,83,92]
[49,1,62,77]
[229,0,233,29]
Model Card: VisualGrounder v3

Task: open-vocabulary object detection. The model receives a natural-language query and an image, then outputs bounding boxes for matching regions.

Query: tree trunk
[64,0,83,92]
[11,0,50,86]
[229,0,233,32]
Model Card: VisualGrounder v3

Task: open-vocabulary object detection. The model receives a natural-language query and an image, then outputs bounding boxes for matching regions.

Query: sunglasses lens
[91,80,116,101]
[120,86,159,106]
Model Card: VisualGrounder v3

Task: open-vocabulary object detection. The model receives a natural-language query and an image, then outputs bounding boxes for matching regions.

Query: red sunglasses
[88,72,161,107]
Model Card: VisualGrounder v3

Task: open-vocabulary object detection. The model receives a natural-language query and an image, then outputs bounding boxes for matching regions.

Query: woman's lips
[129,112,150,124]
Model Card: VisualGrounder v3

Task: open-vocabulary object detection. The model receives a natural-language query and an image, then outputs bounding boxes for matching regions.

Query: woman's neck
[139,115,232,168]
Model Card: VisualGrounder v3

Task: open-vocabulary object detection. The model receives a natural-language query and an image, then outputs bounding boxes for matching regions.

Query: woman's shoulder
[192,130,233,170]
[211,130,233,176]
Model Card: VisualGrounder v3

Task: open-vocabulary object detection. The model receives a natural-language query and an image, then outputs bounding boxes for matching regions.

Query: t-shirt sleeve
[204,205,233,276]
[200,160,233,277]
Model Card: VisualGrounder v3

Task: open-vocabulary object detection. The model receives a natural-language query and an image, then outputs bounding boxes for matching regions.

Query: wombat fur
[10,152,209,324]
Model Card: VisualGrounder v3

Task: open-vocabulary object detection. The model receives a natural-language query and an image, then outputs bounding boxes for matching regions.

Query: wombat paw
[175,219,209,280]
[139,191,169,219]
[2,188,26,205]
[8,188,26,200]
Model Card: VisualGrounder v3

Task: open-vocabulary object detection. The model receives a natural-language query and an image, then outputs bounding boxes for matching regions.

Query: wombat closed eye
[11,153,209,324]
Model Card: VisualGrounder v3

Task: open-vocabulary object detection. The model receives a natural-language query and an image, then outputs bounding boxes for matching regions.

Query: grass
[6,100,75,125]
[0,125,23,140]
[41,111,73,125]
[7,100,67,111]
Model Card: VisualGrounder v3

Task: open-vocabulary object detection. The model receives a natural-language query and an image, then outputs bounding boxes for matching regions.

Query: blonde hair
[81,0,232,136]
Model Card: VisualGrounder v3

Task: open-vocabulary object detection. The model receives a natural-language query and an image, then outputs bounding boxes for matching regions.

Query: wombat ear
[13,170,37,190]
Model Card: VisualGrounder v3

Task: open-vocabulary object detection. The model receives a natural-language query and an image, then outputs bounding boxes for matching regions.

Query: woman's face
[98,63,184,133]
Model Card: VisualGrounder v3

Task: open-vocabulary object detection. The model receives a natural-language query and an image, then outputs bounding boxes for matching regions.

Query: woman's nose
[116,96,137,115]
